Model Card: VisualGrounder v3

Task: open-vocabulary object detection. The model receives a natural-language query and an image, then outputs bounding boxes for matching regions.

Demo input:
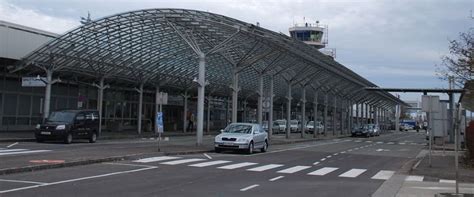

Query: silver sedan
[214,123,269,154]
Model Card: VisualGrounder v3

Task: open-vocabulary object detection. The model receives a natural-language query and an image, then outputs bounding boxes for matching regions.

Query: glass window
[4,94,17,116]
[32,96,42,116]
[223,124,252,134]
[57,97,68,110]
[47,111,76,123]
[18,95,31,116]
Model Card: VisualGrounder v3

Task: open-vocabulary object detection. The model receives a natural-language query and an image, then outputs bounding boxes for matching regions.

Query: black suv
[35,110,100,144]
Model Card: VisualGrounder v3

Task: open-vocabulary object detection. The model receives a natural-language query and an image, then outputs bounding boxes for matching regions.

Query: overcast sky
[1,0,472,101]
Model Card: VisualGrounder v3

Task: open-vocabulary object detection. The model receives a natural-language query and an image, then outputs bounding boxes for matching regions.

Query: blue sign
[156,112,164,133]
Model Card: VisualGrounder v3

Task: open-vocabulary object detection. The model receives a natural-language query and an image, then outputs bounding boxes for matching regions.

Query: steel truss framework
[14,9,405,142]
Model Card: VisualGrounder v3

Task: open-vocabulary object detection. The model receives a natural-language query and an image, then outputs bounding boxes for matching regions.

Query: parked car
[35,109,100,144]
[262,121,281,133]
[306,121,324,134]
[399,123,409,131]
[352,124,370,137]
[274,119,287,133]
[367,124,380,136]
[214,123,268,154]
[289,120,301,133]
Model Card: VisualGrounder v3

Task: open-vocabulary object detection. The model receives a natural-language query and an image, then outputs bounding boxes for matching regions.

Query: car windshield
[307,121,314,126]
[275,120,285,125]
[290,120,298,125]
[47,111,76,123]
[223,124,252,134]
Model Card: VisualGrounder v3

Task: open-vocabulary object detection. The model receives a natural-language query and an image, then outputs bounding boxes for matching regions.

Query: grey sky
[1,0,472,101]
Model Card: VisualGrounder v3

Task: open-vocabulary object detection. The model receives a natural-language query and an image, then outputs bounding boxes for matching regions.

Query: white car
[289,120,301,133]
[214,123,269,154]
[274,120,287,133]
[306,121,324,134]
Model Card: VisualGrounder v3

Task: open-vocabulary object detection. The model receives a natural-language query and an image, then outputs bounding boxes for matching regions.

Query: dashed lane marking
[240,184,259,191]
[269,176,285,182]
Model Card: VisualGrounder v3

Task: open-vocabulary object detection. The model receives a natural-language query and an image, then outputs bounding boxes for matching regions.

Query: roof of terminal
[13,8,404,108]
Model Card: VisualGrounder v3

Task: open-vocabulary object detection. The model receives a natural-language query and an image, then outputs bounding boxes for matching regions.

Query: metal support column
[42,69,60,121]
[257,74,264,125]
[340,99,344,135]
[183,91,189,132]
[313,91,319,138]
[355,103,359,127]
[365,103,369,124]
[155,85,160,133]
[286,83,292,139]
[207,94,211,133]
[323,94,328,136]
[196,52,206,146]
[135,83,144,134]
[268,75,274,138]
[94,77,108,135]
[333,96,337,136]
[300,86,306,138]
[231,69,240,123]
[449,93,454,142]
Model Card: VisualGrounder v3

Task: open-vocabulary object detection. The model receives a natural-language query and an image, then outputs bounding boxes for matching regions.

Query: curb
[0,149,213,176]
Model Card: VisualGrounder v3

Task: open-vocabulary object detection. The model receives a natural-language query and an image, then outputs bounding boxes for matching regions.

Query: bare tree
[436,29,474,87]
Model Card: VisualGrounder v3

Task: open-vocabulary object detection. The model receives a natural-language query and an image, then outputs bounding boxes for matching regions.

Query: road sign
[422,95,440,112]
[22,77,46,87]
[156,112,164,133]
[157,92,168,105]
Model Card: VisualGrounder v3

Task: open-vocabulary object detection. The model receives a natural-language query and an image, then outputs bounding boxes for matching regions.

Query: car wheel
[261,140,268,152]
[215,147,221,153]
[247,141,254,154]
[89,132,97,143]
[64,133,73,144]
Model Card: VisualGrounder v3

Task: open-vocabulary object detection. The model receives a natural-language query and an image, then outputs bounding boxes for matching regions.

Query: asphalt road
[0,131,427,197]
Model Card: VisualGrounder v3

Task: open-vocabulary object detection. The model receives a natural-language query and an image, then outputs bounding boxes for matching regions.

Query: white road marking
[313,162,320,165]
[348,149,353,152]
[405,175,424,182]
[326,155,332,158]
[0,150,51,156]
[240,184,259,191]
[355,140,362,142]
[320,158,326,161]
[399,143,406,145]
[277,166,311,174]
[203,153,212,159]
[366,141,372,143]
[340,151,346,154]
[410,143,417,145]
[376,141,383,144]
[160,158,206,165]
[338,169,367,178]
[0,179,46,185]
[0,149,27,153]
[247,164,284,172]
[269,176,285,182]
[244,141,343,157]
[134,156,180,163]
[218,162,258,169]
[387,142,394,145]
[439,179,456,183]
[189,160,231,167]
[103,162,157,168]
[371,170,395,180]
[333,153,339,156]
[6,142,18,148]
[0,167,157,194]
[354,147,360,150]
[308,167,338,176]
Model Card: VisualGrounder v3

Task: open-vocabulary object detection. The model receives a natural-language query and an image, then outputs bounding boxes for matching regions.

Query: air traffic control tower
[289,21,335,58]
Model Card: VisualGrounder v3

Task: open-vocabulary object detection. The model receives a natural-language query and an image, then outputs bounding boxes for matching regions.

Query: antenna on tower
[80,11,92,25]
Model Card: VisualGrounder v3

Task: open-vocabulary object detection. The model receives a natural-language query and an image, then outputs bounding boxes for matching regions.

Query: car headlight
[56,125,66,130]
[237,138,249,143]
[35,124,41,129]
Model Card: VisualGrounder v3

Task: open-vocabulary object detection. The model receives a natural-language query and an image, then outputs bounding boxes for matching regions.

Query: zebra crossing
[132,156,396,180]
[343,139,425,146]
[0,148,51,156]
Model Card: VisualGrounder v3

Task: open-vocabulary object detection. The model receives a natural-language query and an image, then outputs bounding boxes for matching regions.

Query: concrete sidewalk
[411,150,474,183]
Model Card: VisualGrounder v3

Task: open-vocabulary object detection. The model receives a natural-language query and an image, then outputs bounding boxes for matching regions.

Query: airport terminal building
[0,9,402,137]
